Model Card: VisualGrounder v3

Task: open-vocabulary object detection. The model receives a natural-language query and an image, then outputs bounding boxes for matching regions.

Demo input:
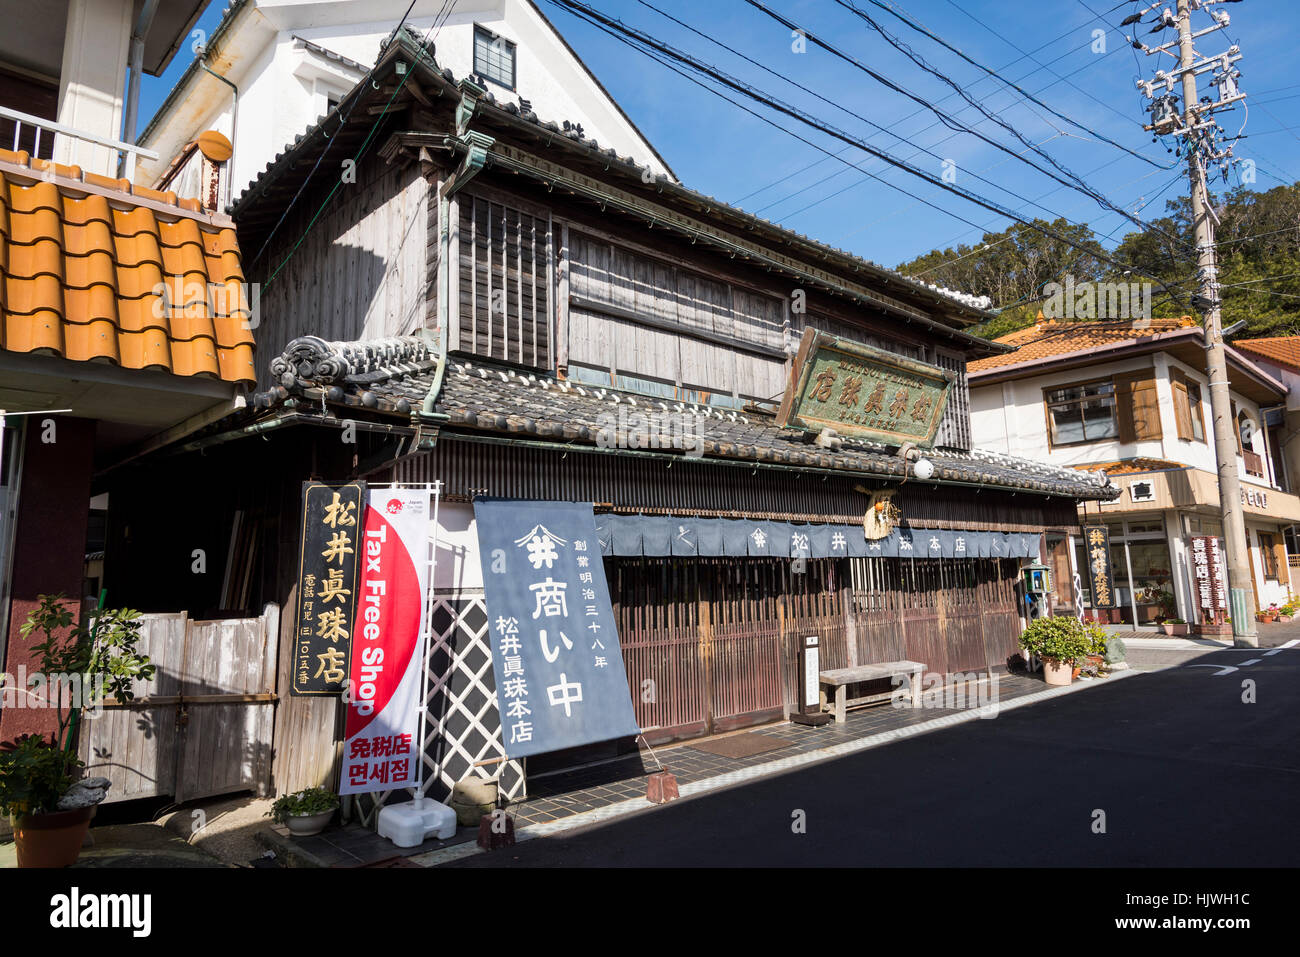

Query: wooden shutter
[1115,371,1162,442]
[1170,369,1195,440]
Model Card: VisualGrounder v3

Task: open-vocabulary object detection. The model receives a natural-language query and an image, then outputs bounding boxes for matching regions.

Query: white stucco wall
[139,0,671,199]
[970,352,1271,487]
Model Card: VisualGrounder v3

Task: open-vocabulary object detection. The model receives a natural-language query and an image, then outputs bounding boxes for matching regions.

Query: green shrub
[267,787,340,825]
[1018,616,1094,664]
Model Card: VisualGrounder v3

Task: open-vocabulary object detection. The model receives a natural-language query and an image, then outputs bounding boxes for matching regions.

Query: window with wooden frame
[1045,380,1118,446]
[1170,368,1207,442]
[454,191,552,370]
[473,25,516,90]
[1259,531,1280,579]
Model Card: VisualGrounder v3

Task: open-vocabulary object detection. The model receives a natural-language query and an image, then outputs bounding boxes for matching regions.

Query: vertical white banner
[340,489,431,795]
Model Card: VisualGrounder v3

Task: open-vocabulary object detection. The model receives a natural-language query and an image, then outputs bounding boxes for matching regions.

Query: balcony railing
[0,104,158,179]
[1243,449,1266,478]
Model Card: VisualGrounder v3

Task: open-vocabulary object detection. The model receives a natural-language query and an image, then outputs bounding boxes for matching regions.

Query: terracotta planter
[1161,623,1189,636]
[286,809,335,837]
[1042,658,1073,686]
[10,805,95,868]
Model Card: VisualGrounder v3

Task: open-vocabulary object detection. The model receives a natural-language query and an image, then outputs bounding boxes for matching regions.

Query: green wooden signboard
[775,327,954,449]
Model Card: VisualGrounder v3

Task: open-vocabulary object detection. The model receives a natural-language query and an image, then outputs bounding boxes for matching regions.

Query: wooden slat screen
[933,349,972,451]
[457,193,551,369]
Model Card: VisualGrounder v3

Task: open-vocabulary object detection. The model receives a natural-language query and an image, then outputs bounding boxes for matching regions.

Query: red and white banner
[341,489,430,795]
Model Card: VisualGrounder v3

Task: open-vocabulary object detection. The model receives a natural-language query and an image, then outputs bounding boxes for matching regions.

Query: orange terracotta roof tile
[0,153,254,385]
[1233,337,1300,376]
[969,317,1198,374]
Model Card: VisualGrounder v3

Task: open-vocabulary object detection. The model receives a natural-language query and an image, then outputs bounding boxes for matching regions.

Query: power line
[728,2,1138,216]
[742,0,1194,254]
[844,0,1171,169]
[264,0,461,289]
[630,0,1099,227]
[542,0,1190,302]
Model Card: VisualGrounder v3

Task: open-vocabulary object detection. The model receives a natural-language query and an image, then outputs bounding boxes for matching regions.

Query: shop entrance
[608,557,843,744]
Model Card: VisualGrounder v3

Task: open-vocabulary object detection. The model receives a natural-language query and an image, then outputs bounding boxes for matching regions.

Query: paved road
[451,643,1300,867]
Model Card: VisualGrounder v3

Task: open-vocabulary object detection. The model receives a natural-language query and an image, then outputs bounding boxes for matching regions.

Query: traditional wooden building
[103,25,1116,806]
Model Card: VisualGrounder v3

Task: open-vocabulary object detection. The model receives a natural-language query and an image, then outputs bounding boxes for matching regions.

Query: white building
[134,0,675,208]
[969,317,1300,630]
[0,0,207,177]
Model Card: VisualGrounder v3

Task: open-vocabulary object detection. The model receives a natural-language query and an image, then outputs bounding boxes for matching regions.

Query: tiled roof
[258,335,1118,500]
[968,317,1199,373]
[0,148,255,383]
[1233,337,1300,376]
[1070,458,1186,475]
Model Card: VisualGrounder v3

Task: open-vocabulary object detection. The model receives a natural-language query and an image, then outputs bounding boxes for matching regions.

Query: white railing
[0,104,158,179]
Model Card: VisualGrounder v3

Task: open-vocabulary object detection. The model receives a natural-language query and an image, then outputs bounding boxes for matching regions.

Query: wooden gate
[78,605,279,804]
[610,558,844,743]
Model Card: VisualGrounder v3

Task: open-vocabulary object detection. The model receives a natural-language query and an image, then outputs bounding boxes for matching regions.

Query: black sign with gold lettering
[1082,525,1116,609]
[291,481,366,696]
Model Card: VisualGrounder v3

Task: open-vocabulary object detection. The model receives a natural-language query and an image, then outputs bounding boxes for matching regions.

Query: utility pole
[1133,0,1256,646]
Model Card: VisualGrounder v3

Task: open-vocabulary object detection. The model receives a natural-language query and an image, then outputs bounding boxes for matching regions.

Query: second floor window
[1259,532,1279,579]
[1046,381,1117,445]
[474,26,516,89]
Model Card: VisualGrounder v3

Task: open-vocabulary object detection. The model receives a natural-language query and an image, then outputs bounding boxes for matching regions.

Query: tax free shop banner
[474,499,641,760]
[340,489,431,795]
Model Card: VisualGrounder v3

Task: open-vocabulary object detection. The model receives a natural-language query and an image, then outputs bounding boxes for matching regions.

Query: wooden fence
[78,605,279,804]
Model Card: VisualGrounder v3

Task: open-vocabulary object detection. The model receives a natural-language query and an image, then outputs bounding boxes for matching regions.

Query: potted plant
[268,787,340,837]
[1161,618,1189,636]
[0,595,154,867]
[1279,603,1296,623]
[1018,616,1093,687]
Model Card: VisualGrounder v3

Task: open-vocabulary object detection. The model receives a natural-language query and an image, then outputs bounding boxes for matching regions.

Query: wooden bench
[818,660,926,723]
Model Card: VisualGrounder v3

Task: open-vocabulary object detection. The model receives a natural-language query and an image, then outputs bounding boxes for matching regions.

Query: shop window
[1046,381,1118,445]
[473,25,516,89]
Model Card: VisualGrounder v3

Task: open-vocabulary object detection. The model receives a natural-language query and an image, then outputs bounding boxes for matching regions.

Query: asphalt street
[451,641,1300,867]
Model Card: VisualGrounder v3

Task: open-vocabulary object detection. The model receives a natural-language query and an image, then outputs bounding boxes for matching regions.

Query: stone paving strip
[410,669,1141,867]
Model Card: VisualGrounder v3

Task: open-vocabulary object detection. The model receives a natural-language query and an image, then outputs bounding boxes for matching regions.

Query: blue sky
[140,0,1300,285]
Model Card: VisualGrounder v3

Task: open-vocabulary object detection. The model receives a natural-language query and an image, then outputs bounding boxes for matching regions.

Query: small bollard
[646,769,679,804]
[477,809,515,850]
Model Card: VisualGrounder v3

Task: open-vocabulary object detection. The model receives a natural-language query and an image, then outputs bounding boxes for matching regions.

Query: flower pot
[1161,623,1189,636]
[1042,658,1073,686]
[286,809,335,837]
[10,805,96,868]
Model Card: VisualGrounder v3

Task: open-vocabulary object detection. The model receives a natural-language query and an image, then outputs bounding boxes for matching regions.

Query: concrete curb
[411,669,1141,867]
[1122,637,1232,650]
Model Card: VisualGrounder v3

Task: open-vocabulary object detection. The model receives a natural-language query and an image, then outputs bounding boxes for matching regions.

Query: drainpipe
[419,171,453,427]
[199,57,238,209]
[121,0,160,168]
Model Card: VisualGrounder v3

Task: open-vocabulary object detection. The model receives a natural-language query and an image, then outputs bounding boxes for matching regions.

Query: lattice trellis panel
[351,591,526,828]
